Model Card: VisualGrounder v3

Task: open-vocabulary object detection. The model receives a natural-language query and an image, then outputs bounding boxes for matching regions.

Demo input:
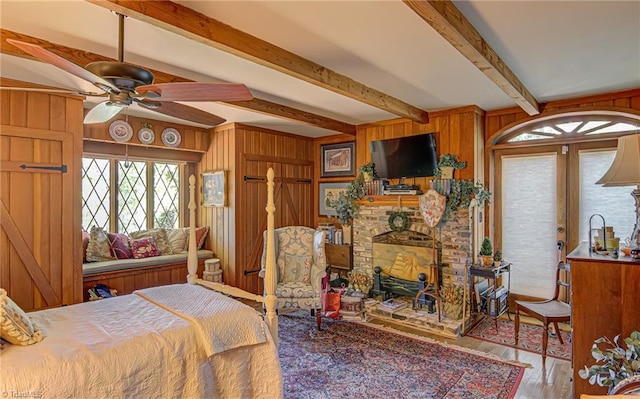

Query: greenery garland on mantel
[433,154,491,222]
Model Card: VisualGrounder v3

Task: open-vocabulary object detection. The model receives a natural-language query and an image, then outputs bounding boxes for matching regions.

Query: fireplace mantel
[357,195,419,207]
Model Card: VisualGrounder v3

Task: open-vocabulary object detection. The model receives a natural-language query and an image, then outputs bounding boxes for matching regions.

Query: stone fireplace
[351,198,474,336]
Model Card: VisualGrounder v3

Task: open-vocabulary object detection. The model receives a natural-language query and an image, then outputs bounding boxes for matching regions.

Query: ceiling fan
[6,13,253,126]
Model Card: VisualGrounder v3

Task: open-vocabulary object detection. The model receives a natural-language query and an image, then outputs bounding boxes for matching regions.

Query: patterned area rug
[466,316,572,361]
[278,311,525,399]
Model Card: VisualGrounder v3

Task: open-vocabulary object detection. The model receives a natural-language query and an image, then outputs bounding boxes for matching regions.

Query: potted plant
[435,154,467,179]
[358,162,376,183]
[440,284,464,320]
[479,237,494,267]
[493,250,502,267]
[578,330,640,393]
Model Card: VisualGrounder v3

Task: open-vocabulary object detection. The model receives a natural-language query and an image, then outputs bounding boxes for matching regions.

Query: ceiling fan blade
[0,86,107,97]
[84,101,124,124]
[136,100,226,126]
[136,82,253,102]
[7,39,120,94]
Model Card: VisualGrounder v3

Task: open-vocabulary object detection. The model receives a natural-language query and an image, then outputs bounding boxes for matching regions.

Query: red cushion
[107,232,133,259]
[184,226,209,251]
[130,236,161,259]
[196,226,209,249]
[82,230,90,263]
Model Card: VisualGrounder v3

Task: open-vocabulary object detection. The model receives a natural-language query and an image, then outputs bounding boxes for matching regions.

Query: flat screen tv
[369,133,438,179]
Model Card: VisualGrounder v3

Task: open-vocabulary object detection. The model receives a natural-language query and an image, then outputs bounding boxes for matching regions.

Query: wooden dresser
[567,243,640,397]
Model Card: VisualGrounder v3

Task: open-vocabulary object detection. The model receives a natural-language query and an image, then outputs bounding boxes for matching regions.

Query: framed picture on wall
[319,182,350,216]
[321,142,355,177]
[202,170,226,207]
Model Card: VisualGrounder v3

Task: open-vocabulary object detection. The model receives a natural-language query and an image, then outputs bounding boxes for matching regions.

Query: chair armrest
[310,267,327,294]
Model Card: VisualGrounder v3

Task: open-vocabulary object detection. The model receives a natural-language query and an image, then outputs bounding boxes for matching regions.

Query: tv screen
[369,133,438,179]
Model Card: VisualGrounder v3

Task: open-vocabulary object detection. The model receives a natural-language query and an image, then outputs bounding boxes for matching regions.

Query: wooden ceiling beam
[404,0,540,116]
[0,29,356,135]
[86,0,429,124]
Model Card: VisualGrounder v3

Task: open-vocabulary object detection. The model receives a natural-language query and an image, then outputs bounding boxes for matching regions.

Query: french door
[494,145,566,301]
[494,139,634,301]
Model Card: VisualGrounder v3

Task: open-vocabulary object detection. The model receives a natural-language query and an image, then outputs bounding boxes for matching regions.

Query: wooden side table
[469,262,511,332]
[325,243,353,276]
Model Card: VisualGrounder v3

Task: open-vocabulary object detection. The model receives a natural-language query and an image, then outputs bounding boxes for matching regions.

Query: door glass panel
[578,150,635,246]
[502,154,558,298]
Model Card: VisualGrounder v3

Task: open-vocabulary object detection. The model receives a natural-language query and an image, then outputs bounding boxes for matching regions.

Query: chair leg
[316,309,322,331]
[542,323,549,363]
[514,307,520,346]
[554,322,564,344]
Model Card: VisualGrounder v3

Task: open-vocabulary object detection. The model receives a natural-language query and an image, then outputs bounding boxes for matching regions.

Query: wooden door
[0,90,84,311]
[239,159,312,294]
[1,127,79,310]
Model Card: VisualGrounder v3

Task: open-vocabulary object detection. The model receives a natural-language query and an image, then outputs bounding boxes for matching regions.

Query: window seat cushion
[82,250,214,276]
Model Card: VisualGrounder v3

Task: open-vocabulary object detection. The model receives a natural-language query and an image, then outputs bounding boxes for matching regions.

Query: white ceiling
[1,0,638,138]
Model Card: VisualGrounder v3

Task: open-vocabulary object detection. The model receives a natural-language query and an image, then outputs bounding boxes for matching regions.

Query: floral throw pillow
[129,228,173,255]
[130,236,161,259]
[86,226,115,262]
[281,254,312,284]
[107,232,133,259]
[0,289,44,346]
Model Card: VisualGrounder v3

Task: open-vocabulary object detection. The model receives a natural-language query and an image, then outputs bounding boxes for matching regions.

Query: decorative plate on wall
[161,127,181,148]
[138,128,155,145]
[109,120,133,143]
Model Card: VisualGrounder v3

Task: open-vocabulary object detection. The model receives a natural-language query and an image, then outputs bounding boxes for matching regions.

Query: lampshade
[596,133,640,186]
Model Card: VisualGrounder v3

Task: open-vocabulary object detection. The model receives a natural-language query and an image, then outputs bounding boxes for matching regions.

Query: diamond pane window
[82,157,182,234]
[118,161,148,234]
[154,163,180,229]
[82,157,110,230]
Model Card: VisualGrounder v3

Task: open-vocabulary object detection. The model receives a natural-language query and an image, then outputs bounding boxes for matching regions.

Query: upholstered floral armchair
[260,226,327,329]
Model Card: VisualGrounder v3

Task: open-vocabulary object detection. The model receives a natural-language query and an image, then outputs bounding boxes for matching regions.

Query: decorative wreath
[388,211,410,232]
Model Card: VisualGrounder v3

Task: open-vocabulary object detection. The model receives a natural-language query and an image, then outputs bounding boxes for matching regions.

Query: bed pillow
[166,228,189,254]
[130,236,161,259]
[86,226,116,262]
[0,289,45,346]
[107,232,133,259]
[130,228,173,255]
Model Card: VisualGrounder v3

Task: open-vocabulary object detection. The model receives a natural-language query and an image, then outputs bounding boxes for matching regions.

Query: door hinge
[20,164,67,173]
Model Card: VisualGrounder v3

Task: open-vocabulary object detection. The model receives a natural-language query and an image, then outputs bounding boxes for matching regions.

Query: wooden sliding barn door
[239,158,313,294]
[0,90,84,311]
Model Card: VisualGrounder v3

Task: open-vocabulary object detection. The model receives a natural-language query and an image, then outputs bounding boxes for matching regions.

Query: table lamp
[596,133,640,250]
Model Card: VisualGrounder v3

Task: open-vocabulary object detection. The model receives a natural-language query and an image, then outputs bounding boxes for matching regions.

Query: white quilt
[0,284,282,399]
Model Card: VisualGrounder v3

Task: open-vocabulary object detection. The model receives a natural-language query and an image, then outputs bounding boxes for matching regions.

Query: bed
[0,169,281,398]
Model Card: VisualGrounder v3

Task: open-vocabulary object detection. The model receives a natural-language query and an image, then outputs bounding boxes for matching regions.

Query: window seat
[82,250,214,301]
[83,250,214,275]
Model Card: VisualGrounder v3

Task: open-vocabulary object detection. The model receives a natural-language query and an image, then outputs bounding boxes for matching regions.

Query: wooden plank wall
[0,91,84,309]
[313,106,484,227]
[197,124,236,286]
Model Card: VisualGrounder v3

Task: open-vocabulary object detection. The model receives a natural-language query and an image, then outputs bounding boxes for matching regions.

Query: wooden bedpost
[187,175,198,284]
[264,168,278,346]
